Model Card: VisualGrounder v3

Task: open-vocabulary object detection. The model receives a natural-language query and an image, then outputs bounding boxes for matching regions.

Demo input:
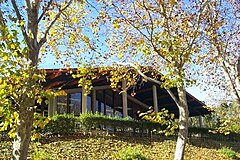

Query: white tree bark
[12,97,34,160]
[116,62,189,160]
[174,85,189,160]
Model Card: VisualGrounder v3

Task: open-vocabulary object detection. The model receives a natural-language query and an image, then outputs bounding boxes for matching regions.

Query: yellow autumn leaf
[169,0,177,5]
[3,56,9,61]
[119,52,123,58]
[10,43,15,49]
[19,20,24,26]
[81,35,90,43]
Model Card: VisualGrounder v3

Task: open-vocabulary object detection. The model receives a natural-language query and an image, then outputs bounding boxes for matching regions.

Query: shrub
[0,131,10,141]
[32,148,55,160]
[42,113,76,135]
[219,147,237,159]
[78,112,105,131]
[117,147,148,160]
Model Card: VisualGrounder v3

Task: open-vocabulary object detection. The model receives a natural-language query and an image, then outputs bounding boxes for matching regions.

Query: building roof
[42,68,211,117]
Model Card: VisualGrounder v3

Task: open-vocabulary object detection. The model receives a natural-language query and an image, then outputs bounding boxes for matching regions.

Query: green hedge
[77,112,166,133]
[42,114,76,135]
[188,127,240,141]
[40,113,240,141]
[41,112,166,136]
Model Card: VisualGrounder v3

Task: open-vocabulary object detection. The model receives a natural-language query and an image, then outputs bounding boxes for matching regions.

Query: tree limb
[39,0,73,47]
[115,61,181,106]
[222,60,240,104]
[37,0,53,24]
[112,2,172,64]
[0,8,5,24]
[25,0,32,10]
[11,0,31,48]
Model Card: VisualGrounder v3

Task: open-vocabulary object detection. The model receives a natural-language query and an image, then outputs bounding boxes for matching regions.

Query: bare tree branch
[39,0,73,47]
[112,2,172,65]
[112,3,151,42]
[142,0,154,41]
[37,0,53,24]
[11,0,31,48]
[0,8,6,25]
[25,0,32,10]
[222,60,240,104]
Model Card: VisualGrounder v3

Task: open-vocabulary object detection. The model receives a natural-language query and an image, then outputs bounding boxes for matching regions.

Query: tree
[88,1,208,159]
[198,0,239,133]
[0,1,88,159]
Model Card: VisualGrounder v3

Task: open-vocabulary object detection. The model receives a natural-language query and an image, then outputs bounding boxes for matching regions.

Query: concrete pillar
[122,80,128,117]
[91,89,96,113]
[82,87,87,113]
[113,91,116,115]
[48,97,53,116]
[103,90,107,115]
[48,96,57,116]
[152,85,158,113]
[198,116,203,127]
[52,96,57,115]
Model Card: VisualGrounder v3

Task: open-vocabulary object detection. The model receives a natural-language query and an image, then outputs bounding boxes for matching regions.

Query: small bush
[78,112,103,131]
[32,148,55,160]
[0,131,10,141]
[219,147,237,159]
[42,113,76,135]
[33,150,54,160]
[117,147,148,160]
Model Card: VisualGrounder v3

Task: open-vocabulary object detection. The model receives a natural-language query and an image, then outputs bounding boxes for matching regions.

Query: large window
[69,93,81,115]
[57,96,68,114]
[54,88,138,118]
[106,105,114,116]
[87,96,91,111]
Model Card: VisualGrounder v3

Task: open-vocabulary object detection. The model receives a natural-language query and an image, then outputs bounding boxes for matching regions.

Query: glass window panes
[106,105,114,116]
[69,93,81,115]
[57,96,67,114]
[87,96,91,111]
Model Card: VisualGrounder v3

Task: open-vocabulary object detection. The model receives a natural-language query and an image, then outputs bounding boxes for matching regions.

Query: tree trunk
[222,61,240,105]
[12,97,34,160]
[174,85,189,160]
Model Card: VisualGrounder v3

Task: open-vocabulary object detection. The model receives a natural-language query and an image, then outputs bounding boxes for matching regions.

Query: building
[38,68,210,121]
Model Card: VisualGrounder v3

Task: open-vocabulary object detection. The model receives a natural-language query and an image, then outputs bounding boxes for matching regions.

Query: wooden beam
[160,98,195,108]
[67,79,78,86]
[45,81,65,89]
[135,88,152,94]
[126,95,149,109]
[115,89,149,109]
[93,85,111,90]
[64,85,111,94]
[152,85,158,113]
[82,87,87,113]
[65,88,82,94]
[92,76,107,83]
[144,93,178,102]
[122,80,128,117]
[91,90,96,113]
[47,71,62,79]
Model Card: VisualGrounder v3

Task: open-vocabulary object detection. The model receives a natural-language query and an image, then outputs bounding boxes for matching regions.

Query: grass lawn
[0,136,240,160]
[1,134,239,160]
